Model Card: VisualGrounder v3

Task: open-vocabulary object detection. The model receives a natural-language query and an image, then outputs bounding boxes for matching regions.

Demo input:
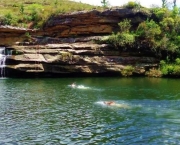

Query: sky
[72,0,180,8]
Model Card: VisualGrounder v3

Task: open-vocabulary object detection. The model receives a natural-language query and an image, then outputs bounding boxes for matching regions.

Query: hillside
[0,0,101,28]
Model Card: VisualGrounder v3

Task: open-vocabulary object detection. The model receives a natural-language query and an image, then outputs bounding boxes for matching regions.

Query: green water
[0,77,180,144]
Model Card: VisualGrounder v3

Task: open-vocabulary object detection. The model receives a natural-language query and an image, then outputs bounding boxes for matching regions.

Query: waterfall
[0,47,6,77]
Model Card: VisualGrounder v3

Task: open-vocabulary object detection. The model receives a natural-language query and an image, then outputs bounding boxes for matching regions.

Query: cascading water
[0,47,6,77]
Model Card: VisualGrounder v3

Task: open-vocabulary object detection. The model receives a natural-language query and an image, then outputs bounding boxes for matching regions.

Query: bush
[118,19,131,33]
[4,13,12,25]
[136,19,161,50]
[160,58,180,76]
[172,65,180,75]
[121,65,134,76]
[161,65,168,75]
[175,58,180,65]
[137,20,161,39]
[160,60,166,65]
[107,32,135,48]
[125,1,138,9]
[27,4,43,21]
[160,17,175,33]
[145,68,162,77]
[104,19,134,48]
[153,8,170,20]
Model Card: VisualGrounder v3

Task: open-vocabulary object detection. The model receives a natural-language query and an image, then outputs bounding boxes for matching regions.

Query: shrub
[137,20,161,39]
[161,65,168,75]
[171,6,179,18]
[118,19,131,33]
[175,58,180,65]
[145,68,162,77]
[27,4,43,21]
[160,58,180,76]
[121,65,134,76]
[161,64,174,75]
[19,4,24,14]
[167,65,175,74]
[107,32,135,48]
[160,60,166,65]
[160,17,175,33]
[104,19,134,48]
[172,65,180,75]
[4,13,12,25]
[125,1,138,9]
[153,8,170,20]
[136,19,161,50]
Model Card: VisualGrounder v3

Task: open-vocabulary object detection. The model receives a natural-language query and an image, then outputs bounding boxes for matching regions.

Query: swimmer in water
[71,82,76,88]
[104,101,130,108]
[104,101,115,106]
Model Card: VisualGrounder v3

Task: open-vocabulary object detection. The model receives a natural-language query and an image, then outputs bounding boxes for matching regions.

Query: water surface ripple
[0,78,180,144]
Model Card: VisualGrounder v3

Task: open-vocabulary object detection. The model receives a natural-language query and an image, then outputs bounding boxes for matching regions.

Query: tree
[101,0,109,8]
[162,0,167,8]
[173,0,176,7]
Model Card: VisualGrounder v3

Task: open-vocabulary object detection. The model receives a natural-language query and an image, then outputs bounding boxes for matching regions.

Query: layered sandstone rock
[0,8,159,77]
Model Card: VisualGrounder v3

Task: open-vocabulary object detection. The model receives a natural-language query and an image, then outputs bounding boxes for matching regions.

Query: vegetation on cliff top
[0,0,100,28]
[99,1,180,77]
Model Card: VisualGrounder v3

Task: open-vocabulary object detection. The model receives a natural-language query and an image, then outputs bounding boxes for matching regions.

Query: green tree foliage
[155,7,180,54]
[171,6,179,18]
[101,0,109,8]
[173,0,177,7]
[118,19,131,33]
[153,8,170,21]
[160,17,174,33]
[105,19,135,48]
[162,0,167,8]
[160,58,180,76]
[101,3,180,63]
[107,33,135,48]
[137,20,161,39]
[136,19,161,50]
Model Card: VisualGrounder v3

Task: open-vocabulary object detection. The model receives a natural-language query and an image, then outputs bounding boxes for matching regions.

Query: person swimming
[70,82,76,88]
[104,101,115,106]
[104,101,130,108]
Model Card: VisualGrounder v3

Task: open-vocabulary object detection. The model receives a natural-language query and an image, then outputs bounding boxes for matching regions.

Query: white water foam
[68,84,90,89]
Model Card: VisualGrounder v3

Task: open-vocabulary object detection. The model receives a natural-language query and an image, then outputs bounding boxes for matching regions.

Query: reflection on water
[0,77,180,144]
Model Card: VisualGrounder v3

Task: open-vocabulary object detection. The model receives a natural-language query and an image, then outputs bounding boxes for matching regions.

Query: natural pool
[0,77,180,144]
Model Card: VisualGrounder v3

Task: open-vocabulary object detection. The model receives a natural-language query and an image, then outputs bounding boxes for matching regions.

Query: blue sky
[72,0,180,8]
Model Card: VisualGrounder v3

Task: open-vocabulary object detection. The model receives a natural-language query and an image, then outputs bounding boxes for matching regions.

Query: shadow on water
[0,77,180,144]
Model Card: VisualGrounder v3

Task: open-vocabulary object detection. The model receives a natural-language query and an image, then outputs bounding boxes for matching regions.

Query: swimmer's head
[104,101,115,106]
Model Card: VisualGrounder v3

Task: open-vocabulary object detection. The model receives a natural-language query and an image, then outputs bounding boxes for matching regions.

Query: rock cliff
[0,8,159,77]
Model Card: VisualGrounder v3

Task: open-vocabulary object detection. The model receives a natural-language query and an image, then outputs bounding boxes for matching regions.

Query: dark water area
[0,77,180,144]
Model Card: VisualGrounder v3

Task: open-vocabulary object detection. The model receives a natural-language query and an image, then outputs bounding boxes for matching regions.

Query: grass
[0,0,102,28]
